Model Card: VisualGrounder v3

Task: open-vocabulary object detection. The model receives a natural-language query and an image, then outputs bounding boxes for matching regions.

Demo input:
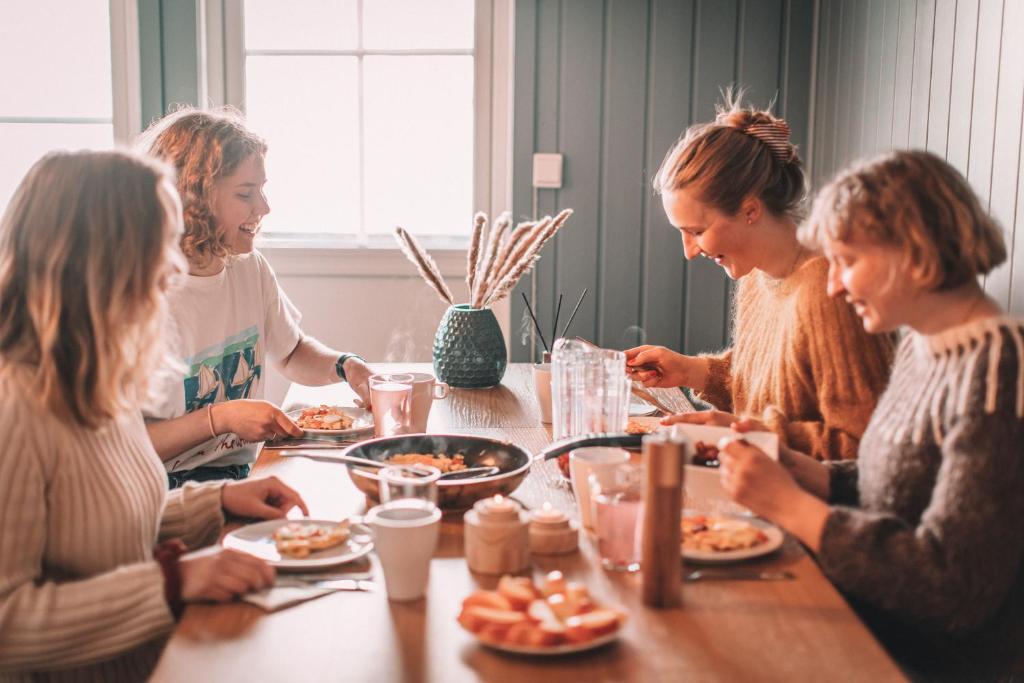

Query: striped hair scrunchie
[744,120,793,163]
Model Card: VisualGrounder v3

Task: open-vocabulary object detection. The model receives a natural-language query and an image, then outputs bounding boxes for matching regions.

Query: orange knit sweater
[695,257,895,460]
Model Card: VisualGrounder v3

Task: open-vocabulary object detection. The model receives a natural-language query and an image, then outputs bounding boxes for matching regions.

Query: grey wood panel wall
[811,0,1024,314]
[511,0,816,362]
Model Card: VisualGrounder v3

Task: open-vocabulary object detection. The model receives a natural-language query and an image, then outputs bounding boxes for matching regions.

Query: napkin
[243,585,339,612]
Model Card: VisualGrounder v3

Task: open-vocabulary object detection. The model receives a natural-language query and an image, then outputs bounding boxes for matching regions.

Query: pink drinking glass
[369,373,415,437]
[590,463,644,572]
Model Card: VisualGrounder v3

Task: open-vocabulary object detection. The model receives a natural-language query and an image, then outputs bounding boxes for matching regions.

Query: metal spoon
[278,451,498,480]
[436,466,501,480]
[684,570,795,582]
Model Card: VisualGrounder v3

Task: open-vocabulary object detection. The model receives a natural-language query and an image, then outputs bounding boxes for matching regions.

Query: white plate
[681,513,784,564]
[286,406,374,437]
[470,629,620,656]
[628,396,658,417]
[222,518,374,570]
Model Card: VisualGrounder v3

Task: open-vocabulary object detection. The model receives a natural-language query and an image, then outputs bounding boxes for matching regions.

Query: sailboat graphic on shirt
[183,326,262,412]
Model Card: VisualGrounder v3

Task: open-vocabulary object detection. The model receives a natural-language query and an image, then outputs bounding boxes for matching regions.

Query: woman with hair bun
[627,94,894,461]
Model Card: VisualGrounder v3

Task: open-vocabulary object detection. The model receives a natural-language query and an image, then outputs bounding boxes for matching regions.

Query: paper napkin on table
[243,585,338,612]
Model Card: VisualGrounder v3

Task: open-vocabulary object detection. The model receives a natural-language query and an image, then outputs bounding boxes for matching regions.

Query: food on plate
[385,453,467,473]
[681,514,768,552]
[556,454,571,478]
[691,441,720,467]
[272,520,351,558]
[295,405,355,431]
[626,419,659,434]
[458,571,626,649]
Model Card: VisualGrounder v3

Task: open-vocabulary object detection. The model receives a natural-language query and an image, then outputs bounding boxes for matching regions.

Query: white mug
[366,499,441,601]
[568,447,631,530]
[408,372,450,432]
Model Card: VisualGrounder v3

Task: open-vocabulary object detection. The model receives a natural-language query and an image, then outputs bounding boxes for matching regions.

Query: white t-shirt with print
[145,251,302,472]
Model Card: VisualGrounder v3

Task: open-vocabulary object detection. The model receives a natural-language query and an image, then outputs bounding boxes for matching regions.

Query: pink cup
[407,372,450,432]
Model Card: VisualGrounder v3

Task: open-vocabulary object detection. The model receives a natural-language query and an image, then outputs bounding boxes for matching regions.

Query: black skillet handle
[537,432,644,461]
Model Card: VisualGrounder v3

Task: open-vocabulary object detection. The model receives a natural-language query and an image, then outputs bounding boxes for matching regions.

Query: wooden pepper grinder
[641,431,687,607]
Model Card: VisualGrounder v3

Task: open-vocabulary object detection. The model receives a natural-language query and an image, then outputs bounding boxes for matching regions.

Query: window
[237,0,479,242]
[0,0,120,212]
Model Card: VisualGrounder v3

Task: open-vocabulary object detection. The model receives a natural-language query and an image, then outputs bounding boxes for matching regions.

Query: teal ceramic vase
[433,304,507,388]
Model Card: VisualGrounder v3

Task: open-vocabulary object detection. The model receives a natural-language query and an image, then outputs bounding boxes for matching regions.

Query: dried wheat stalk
[465,212,486,299]
[394,226,454,305]
[472,211,512,308]
[483,208,573,306]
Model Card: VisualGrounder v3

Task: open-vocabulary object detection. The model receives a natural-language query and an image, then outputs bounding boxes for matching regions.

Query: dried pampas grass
[394,226,454,305]
[394,208,573,310]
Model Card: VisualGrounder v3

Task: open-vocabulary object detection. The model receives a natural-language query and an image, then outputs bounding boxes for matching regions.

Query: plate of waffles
[286,405,374,437]
[222,518,374,569]
[681,511,784,564]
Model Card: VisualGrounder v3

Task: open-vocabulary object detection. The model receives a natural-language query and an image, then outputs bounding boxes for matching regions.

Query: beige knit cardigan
[0,363,225,681]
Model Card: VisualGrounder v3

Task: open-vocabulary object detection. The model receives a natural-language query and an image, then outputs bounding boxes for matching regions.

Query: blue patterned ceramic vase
[433,304,507,388]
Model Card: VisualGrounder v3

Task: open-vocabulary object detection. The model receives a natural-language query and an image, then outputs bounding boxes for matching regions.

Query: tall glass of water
[369,373,415,437]
[551,338,630,440]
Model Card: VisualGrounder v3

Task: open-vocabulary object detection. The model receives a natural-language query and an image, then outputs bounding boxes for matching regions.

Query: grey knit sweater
[820,316,1024,678]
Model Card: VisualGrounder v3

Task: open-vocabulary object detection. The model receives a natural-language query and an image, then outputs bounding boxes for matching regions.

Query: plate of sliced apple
[457,572,626,655]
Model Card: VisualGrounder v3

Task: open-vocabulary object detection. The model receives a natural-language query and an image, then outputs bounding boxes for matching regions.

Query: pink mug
[407,372,450,432]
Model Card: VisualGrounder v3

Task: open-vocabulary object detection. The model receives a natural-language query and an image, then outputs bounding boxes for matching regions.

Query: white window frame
[0,1,139,148]
[202,0,513,280]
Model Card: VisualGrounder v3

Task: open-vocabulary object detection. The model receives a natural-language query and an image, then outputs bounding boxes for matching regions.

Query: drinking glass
[378,464,441,505]
[590,463,644,572]
[369,373,414,437]
[551,339,630,440]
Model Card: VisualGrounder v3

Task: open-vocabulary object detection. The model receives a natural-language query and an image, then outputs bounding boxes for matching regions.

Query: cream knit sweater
[0,364,225,680]
[696,257,895,460]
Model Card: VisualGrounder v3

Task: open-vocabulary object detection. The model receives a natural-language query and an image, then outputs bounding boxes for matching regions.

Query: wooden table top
[151,363,905,683]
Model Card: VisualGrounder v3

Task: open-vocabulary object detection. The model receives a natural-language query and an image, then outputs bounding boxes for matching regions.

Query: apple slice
[536,620,568,646]
[527,599,559,625]
[546,593,577,621]
[564,609,623,641]
[504,621,536,645]
[460,606,528,638]
[541,570,568,598]
[497,575,537,610]
[462,590,513,612]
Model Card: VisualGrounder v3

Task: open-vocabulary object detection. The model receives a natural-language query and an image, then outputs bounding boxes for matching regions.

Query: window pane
[0,123,114,214]
[363,0,473,50]
[244,0,357,51]
[245,56,360,234]
[363,56,473,236]
[0,0,112,118]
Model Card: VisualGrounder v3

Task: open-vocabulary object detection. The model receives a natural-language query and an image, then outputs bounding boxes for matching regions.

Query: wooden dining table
[150,363,906,682]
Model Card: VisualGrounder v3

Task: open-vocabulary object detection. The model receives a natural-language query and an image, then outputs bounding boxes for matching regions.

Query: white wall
[261,246,512,405]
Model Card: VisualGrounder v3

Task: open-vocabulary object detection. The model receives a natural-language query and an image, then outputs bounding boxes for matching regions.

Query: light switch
[532,153,563,189]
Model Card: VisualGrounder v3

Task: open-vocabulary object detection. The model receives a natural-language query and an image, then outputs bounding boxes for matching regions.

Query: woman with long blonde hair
[627,94,894,460]
[0,150,306,679]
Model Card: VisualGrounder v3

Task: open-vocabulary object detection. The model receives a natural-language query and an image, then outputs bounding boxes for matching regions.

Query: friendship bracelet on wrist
[206,404,218,439]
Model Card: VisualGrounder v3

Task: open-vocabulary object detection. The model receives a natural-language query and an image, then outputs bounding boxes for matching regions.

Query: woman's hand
[342,356,373,408]
[179,547,275,602]
[661,410,742,428]
[718,439,830,551]
[212,399,303,442]
[221,476,309,519]
[624,345,708,390]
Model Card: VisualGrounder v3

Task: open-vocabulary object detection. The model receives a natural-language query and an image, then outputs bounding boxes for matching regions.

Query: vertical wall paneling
[642,0,694,354]
[983,0,1024,306]
[599,0,649,349]
[907,0,936,149]
[859,0,885,158]
[511,0,816,361]
[833,0,855,169]
[556,1,605,346]
[946,0,980,171]
[845,0,869,165]
[925,0,956,155]
[812,0,1024,320]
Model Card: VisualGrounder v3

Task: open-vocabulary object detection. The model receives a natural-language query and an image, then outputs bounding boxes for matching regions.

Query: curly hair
[139,106,267,267]
[801,150,1006,292]
[653,89,806,221]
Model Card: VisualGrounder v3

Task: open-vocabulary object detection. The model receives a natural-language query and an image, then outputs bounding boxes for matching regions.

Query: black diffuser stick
[521,292,549,352]
[559,288,588,339]
[551,293,563,348]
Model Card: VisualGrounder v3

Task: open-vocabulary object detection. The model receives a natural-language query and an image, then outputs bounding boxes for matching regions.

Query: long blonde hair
[139,106,267,267]
[0,150,184,427]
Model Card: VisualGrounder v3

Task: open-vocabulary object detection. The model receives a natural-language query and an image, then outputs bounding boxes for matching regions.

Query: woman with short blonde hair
[0,150,307,679]
[628,94,894,461]
[719,150,1023,677]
